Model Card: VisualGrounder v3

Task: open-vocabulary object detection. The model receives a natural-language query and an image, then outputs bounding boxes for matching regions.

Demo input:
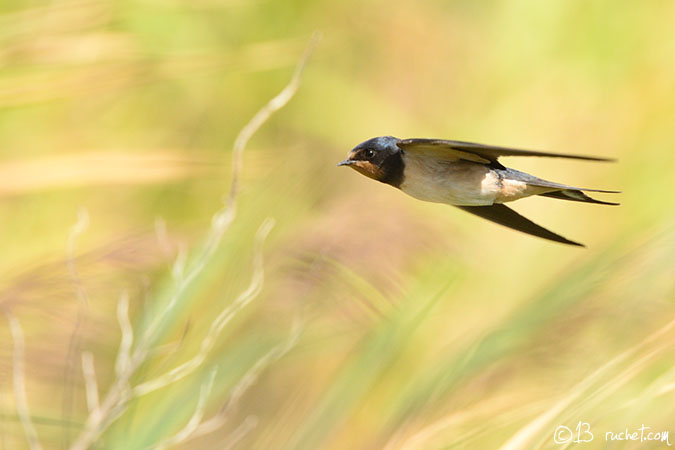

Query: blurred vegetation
[0,0,674,449]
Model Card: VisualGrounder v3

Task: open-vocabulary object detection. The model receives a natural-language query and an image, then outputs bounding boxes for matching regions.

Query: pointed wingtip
[456,204,588,248]
[555,234,586,247]
[591,157,618,163]
[563,154,617,163]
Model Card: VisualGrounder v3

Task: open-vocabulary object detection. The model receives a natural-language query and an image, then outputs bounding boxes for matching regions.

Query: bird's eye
[362,149,376,159]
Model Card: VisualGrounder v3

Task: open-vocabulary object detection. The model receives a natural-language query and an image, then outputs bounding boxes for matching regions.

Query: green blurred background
[1,0,674,448]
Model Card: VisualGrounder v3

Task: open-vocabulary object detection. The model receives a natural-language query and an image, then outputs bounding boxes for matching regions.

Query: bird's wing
[397,138,614,163]
[395,139,493,164]
[456,204,584,246]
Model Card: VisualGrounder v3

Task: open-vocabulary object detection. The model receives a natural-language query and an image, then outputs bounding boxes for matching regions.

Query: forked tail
[539,189,620,205]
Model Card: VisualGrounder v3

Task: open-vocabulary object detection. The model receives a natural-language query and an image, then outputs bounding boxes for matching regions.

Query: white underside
[399,152,544,206]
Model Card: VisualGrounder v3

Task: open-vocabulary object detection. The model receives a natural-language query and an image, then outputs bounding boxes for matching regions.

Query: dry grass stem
[228,318,302,408]
[499,318,675,450]
[221,416,259,450]
[81,352,99,413]
[133,219,275,397]
[66,33,318,449]
[114,291,133,377]
[223,30,321,216]
[163,319,303,447]
[63,208,91,446]
[7,312,43,450]
[141,31,319,346]
[150,369,218,450]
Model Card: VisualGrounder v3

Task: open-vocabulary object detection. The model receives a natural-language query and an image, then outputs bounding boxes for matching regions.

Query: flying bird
[338,136,619,247]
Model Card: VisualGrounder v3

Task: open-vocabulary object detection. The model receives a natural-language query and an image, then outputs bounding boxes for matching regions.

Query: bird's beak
[337,159,355,167]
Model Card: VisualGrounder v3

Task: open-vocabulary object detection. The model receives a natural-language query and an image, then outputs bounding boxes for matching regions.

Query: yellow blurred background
[1,0,674,448]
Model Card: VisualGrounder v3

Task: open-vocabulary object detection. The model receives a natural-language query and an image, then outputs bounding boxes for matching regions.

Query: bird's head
[337,136,404,186]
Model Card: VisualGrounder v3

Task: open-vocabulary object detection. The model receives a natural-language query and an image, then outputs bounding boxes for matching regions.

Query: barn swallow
[338,136,619,246]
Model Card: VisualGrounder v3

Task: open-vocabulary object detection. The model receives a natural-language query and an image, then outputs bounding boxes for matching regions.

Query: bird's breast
[399,153,500,206]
